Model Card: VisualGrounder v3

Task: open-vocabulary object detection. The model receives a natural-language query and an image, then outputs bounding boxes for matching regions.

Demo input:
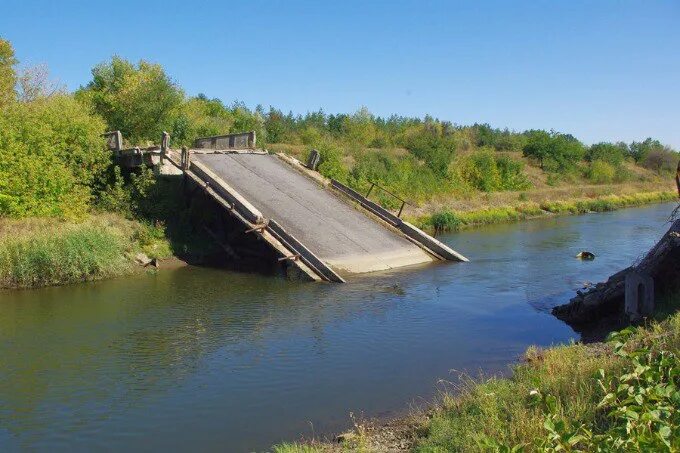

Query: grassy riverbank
[274,292,680,452]
[0,214,171,289]
[418,190,677,233]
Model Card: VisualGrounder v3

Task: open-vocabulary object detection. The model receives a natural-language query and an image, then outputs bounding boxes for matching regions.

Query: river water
[0,202,676,452]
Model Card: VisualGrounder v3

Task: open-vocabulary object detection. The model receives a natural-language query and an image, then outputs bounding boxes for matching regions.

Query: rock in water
[576,251,595,260]
[135,253,152,266]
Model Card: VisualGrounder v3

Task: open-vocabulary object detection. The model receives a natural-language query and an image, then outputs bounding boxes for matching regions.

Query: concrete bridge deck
[125,130,470,282]
[192,152,433,274]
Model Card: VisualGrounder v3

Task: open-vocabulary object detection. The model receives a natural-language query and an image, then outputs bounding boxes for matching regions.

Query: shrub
[430,210,462,233]
[496,155,531,190]
[586,160,616,184]
[0,95,108,218]
[349,151,448,206]
[171,96,234,147]
[314,141,349,182]
[403,124,457,177]
[458,150,530,192]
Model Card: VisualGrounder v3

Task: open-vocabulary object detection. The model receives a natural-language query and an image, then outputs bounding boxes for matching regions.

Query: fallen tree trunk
[552,217,680,326]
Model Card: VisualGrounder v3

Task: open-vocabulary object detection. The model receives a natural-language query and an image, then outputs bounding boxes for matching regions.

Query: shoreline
[412,190,676,234]
[1,190,675,291]
[274,293,680,453]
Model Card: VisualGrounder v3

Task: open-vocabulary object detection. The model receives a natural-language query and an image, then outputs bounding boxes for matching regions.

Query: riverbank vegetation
[0,36,678,288]
[274,291,680,452]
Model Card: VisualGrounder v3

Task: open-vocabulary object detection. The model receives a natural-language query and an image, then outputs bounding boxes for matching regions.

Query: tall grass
[0,214,170,289]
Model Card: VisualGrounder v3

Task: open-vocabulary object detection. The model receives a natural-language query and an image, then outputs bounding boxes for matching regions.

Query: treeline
[0,37,678,220]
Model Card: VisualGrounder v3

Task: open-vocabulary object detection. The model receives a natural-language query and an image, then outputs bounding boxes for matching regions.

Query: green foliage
[430,210,462,233]
[523,130,585,172]
[314,141,349,182]
[630,138,664,162]
[588,142,627,167]
[0,38,17,108]
[348,151,450,206]
[587,142,626,166]
[78,56,184,145]
[0,217,130,288]
[403,123,457,177]
[458,150,531,192]
[490,327,680,452]
[0,95,108,218]
[171,95,234,147]
[586,160,616,184]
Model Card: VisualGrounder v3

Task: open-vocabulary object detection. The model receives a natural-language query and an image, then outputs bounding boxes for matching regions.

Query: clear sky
[2,0,679,147]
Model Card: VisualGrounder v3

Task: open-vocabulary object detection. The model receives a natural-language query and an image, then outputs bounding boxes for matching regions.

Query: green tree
[523,130,585,172]
[78,56,184,144]
[0,95,108,218]
[629,138,663,162]
[171,95,234,146]
[587,142,625,166]
[0,38,17,108]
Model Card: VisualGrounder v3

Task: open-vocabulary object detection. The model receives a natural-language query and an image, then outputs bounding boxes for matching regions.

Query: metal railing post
[365,183,375,198]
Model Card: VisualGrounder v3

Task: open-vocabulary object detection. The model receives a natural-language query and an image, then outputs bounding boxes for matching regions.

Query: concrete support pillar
[625,271,654,321]
[181,147,191,170]
[161,131,170,162]
[103,131,123,154]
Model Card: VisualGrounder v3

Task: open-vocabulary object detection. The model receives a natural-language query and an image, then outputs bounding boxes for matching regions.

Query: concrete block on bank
[625,271,654,320]
[306,149,320,170]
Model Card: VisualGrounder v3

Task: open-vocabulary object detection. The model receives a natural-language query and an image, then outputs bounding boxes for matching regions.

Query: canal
[0,203,676,452]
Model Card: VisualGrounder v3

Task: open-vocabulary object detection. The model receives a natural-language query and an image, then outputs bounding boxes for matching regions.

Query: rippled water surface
[0,203,676,452]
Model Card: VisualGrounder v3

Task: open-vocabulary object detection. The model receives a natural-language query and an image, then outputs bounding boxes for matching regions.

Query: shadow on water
[0,202,676,452]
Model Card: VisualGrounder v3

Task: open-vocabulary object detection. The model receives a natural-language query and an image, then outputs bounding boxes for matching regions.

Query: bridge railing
[194,131,256,150]
[364,180,410,218]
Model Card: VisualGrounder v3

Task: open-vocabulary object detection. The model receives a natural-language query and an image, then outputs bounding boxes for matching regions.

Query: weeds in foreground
[273,299,680,452]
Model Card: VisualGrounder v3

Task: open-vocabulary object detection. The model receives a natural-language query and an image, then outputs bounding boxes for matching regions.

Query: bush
[171,96,234,147]
[348,151,448,206]
[586,160,616,184]
[403,124,457,177]
[0,95,108,218]
[430,210,462,233]
[314,141,349,182]
[458,150,530,192]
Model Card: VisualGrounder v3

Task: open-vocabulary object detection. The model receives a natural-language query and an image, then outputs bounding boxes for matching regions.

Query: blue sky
[2,0,679,147]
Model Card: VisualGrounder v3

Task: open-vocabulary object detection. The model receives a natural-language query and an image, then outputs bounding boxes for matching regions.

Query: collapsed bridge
[107,131,468,282]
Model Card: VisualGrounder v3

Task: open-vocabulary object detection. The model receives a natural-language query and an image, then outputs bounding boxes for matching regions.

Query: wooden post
[161,131,170,163]
[675,159,679,197]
